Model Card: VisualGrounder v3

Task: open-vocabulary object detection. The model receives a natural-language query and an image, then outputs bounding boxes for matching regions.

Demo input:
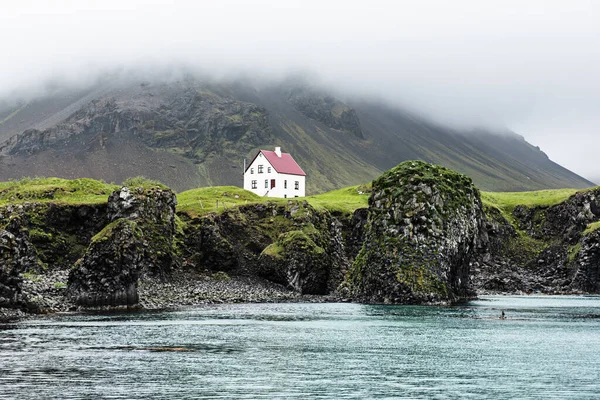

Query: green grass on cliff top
[1,177,594,221]
[176,184,373,217]
[480,188,581,222]
[0,177,118,206]
[584,221,600,235]
[304,184,371,215]
[176,186,265,217]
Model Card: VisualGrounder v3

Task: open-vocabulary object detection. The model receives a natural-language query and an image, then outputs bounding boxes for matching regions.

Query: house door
[270,179,276,189]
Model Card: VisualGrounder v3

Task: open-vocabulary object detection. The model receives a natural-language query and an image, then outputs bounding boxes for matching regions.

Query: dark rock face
[258,230,329,294]
[572,230,600,292]
[347,161,487,304]
[182,201,347,295]
[513,189,600,242]
[343,208,369,263]
[107,186,178,275]
[68,186,179,306]
[287,86,364,139]
[68,219,142,306]
[0,200,108,271]
[0,214,42,309]
[473,188,600,294]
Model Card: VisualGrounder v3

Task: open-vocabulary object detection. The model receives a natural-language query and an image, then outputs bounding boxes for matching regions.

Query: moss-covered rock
[473,187,600,294]
[107,186,179,274]
[68,185,179,307]
[68,218,142,306]
[182,200,347,293]
[346,161,487,304]
[0,202,107,270]
[0,213,44,309]
[258,230,328,294]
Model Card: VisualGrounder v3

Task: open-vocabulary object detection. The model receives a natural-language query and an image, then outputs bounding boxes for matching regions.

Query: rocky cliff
[1,162,599,320]
[68,185,179,306]
[473,188,600,294]
[181,201,347,295]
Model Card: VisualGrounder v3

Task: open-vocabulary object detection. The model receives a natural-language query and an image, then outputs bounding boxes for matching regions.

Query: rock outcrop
[571,229,600,292]
[473,188,600,294]
[347,161,487,304]
[287,85,364,139]
[68,218,142,306]
[2,163,599,318]
[68,185,179,306]
[0,213,44,310]
[182,201,347,294]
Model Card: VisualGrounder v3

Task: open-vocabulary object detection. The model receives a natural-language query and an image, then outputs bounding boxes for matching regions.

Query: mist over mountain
[1,1,599,181]
[0,72,593,193]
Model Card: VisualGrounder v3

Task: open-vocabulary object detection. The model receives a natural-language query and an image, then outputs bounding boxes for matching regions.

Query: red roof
[248,149,306,176]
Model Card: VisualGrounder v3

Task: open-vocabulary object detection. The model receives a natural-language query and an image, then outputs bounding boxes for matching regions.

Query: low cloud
[1,0,599,180]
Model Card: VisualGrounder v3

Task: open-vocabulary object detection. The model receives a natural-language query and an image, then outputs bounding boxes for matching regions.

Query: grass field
[176,186,267,217]
[480,188,582,222]
[1,177,596,224]
[304,184,371,215]
[0,177,118,206]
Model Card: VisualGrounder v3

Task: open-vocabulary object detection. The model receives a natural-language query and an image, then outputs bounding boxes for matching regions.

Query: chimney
[275,147,282,157]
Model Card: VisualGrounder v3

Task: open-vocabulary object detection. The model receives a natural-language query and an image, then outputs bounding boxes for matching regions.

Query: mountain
[0,75,594,193]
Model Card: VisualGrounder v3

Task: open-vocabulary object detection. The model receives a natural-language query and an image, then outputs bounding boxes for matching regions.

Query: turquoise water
[1,296,600,399]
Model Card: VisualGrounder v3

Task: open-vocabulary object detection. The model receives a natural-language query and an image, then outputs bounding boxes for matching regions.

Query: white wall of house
[243,152,306,198]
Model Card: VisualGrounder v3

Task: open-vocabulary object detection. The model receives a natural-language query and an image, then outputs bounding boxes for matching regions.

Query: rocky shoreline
[2,161,600,321]
[0,269,341,323]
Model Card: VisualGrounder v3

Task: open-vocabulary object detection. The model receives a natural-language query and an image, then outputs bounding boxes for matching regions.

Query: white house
[244,147,306,198]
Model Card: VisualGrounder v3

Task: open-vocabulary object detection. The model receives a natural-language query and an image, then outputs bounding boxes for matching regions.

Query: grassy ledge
[176,186,265,217]
[480,188,581,223]
[0,177,118,206]
[1,177,595,224]
[304,184,371,215]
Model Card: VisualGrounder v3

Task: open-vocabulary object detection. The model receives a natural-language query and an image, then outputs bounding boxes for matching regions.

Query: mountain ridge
[0,76,594,193]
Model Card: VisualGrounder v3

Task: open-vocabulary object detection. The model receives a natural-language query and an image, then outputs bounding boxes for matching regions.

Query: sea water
[1,296,599,399]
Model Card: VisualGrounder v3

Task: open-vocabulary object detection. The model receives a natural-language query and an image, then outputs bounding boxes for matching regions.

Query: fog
[1,0,599,181]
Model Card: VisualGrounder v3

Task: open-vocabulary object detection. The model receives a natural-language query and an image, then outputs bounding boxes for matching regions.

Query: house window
[295,181,299,190]
[284,194,287,198]
[265,179,268,188]
[284,180,287,189]
[268,167,271,173]
[251,180,257,189]
[250,168,254,174]
[258,165,264,174]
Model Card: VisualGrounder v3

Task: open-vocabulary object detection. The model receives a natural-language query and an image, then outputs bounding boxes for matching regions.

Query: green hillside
[0,78,594,193]
[0,177,597,225]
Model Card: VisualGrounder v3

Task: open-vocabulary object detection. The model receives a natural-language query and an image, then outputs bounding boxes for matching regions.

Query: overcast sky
[1,0,599,181]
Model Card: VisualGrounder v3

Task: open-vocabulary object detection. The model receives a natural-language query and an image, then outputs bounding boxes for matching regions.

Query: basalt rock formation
[68,186,179,306]
[346,161,487,304]
[2,161,600,317]
[0,217,42,310]
[182,201,347,295]
[473,188,600,294]
[68,218,143,307]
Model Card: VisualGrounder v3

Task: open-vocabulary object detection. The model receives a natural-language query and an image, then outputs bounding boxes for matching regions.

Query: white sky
[1,0,599,181]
